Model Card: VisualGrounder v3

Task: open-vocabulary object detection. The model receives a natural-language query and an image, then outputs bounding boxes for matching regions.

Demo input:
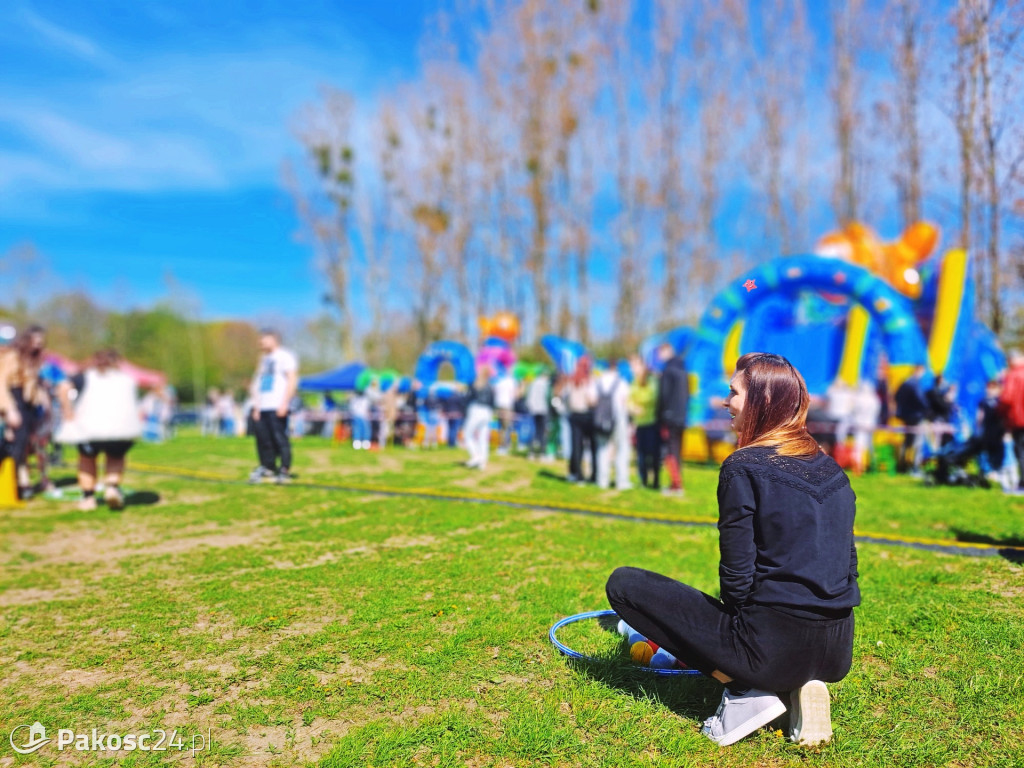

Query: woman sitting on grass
[607,352,860,747]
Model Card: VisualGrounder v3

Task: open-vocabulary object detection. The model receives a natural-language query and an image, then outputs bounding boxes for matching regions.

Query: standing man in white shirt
[248,329,299,484]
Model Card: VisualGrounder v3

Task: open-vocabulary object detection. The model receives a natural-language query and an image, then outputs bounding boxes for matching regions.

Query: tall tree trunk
[955,0,982,312]
[832,0,862,226]
[895,0,924,227]
[976,0,1002,333]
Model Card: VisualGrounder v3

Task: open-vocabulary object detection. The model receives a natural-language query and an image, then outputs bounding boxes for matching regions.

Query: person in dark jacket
[655,343,689,495]
[926,374,957,448]
[976,379,1006,476]
[894,365,929,473]
[607,352,858,748]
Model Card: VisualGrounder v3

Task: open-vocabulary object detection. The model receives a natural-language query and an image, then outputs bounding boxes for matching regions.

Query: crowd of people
[0,323,147,509]
[4,320,1024,504]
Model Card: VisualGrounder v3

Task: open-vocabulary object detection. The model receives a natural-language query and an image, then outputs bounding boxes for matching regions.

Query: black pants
[568,412,587,479]
[664,423,685,489]
[606,566,855,692]
[1012,428,1024,489]
[635,424,661,488]
[531,414,547,457]
[4,387,34,466]
[254,411,291,472]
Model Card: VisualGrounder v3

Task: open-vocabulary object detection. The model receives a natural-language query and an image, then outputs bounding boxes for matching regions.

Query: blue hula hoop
[549,609,700,676]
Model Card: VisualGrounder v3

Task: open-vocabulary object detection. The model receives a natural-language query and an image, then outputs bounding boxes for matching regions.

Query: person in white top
[349,388,371,450]
[493,371,517,455]
[248,329,299,484]
[594,363,632,490]
[825,379,855,444]
[851,380,881,475]
[55,348,142,512]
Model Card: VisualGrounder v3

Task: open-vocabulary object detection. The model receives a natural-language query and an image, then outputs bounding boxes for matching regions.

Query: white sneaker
[789,680,833,746]
[701,688,787,747]
[104,485,125,510]
[248,466,273,484]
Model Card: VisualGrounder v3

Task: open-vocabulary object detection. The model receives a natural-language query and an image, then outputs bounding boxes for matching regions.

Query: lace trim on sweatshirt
[719,446,849,504]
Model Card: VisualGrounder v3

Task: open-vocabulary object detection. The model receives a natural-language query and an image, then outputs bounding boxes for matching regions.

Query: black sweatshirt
[716,446,860,617]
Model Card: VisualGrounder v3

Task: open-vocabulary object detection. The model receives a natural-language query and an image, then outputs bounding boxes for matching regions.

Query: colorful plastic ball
[649,648,679,669]
[630,641,654,665]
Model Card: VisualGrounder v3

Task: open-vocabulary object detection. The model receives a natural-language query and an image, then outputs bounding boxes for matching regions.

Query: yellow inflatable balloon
[478,311,520,344]
[816,220,939,298]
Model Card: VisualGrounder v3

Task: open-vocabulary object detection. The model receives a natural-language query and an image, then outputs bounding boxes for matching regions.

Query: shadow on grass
[566,657,719,723]
[560,612,720,724]
[951,529,1024,563]
[125,490,161,506]
[951,529,1024,547]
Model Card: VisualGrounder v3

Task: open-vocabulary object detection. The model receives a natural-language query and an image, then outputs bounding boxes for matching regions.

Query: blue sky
[0,0,429,319]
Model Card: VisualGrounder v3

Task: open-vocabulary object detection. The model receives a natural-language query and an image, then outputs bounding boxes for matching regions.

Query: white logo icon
[10,722,50,754]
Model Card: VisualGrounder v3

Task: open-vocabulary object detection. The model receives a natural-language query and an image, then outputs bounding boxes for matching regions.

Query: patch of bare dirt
[0,584,87,607]
[451,475,533,495]
[382,534,438,548]
[56,667,119,690]
[1,522,275,571]
[268,551,339,570]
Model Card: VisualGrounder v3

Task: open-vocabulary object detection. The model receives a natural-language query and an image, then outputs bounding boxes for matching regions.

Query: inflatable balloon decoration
[815,221,939,299]
[476,312,520,375]
[477,338,516,376]
[478,311,520,345]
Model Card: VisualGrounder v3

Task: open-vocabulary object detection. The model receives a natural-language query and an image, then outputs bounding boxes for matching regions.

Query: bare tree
[291,88,358,359]
[892,0,927,227]
[831,0,866,226]
[649,0,688,322]
[746,0,813,254]
[951,0,1024,333]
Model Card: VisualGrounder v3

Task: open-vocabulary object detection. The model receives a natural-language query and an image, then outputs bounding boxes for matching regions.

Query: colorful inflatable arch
[414,340,476,387]
[687,255,930,424]
[541,335,588,375]
[687,247,1006,426]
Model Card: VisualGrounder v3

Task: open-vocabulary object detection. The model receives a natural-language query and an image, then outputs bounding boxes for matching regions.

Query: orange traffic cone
[0,456,21,507]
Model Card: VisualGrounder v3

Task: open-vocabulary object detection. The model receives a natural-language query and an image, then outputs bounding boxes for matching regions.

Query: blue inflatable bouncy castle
[414,340,476,387]
[685,246,1005,426]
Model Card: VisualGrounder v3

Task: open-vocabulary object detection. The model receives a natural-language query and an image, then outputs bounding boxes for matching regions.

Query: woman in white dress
[57,349,142,511]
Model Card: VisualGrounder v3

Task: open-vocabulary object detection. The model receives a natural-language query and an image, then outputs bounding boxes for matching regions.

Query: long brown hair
[13,325,45,358]
[733,352,822,459]
[91,348,122,373]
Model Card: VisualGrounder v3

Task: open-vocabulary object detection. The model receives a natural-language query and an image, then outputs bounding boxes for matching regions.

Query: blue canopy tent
[298,362,367,392]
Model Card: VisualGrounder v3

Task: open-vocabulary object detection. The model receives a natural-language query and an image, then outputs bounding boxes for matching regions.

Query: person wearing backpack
[595,361,632,490]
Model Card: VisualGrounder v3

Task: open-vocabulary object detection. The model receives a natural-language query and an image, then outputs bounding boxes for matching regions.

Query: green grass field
[2,435,1023,767]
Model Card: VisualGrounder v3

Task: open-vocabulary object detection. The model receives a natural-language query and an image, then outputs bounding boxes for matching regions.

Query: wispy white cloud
[0,106,227,194]
[16,4,120,70]
[0,5,405,213]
